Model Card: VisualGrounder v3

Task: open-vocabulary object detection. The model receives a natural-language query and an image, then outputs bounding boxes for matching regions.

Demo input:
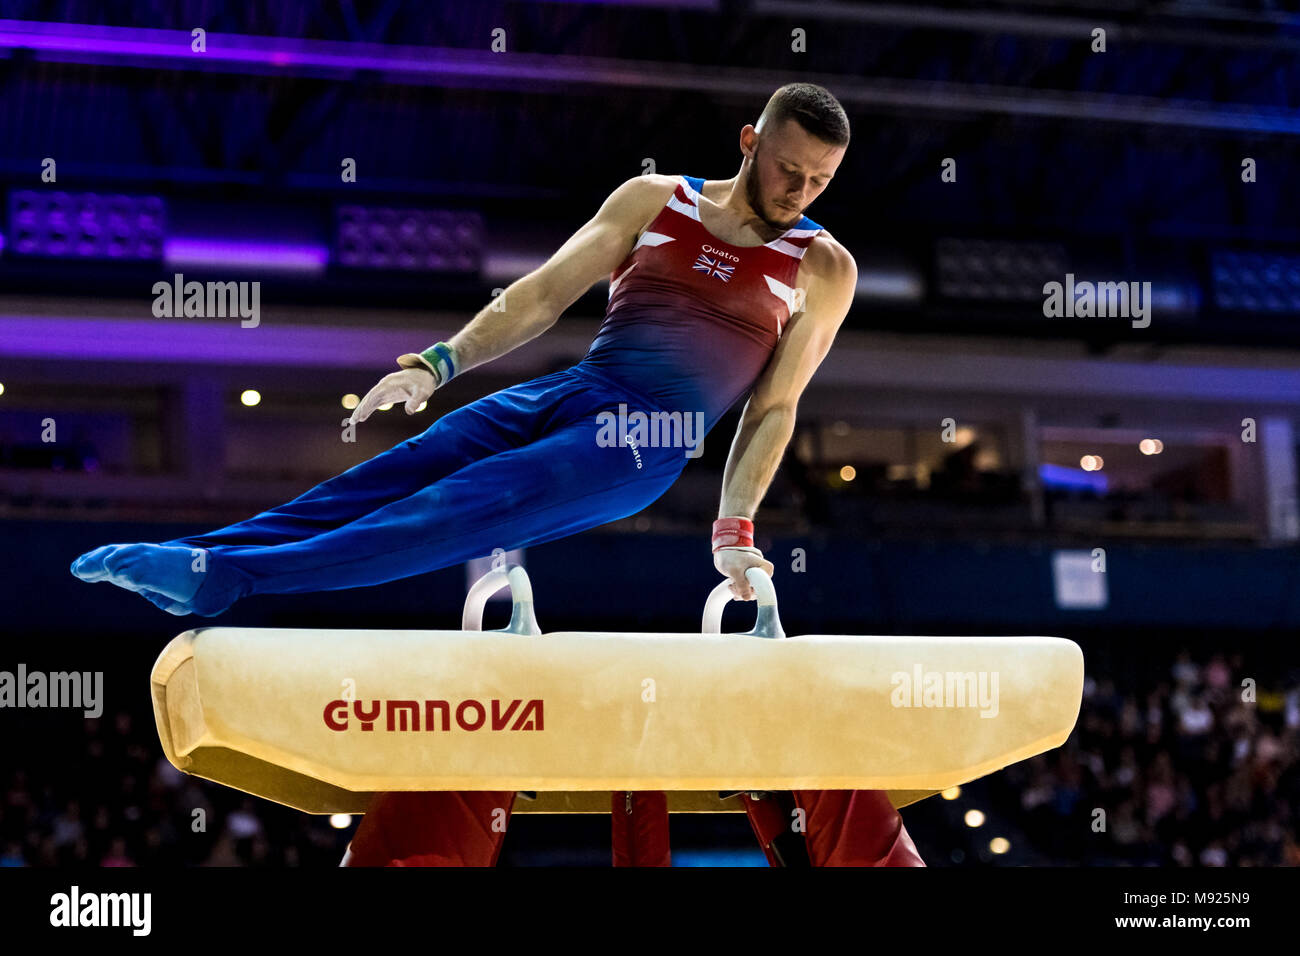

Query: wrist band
[419,342,458,384]
[712,516,754,552]
[397,341,458,387]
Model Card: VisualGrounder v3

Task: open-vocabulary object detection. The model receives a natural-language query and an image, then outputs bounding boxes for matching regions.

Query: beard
[744,158,800,231]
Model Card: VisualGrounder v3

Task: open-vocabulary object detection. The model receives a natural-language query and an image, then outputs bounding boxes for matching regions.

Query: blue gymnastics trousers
[163,363,690,615]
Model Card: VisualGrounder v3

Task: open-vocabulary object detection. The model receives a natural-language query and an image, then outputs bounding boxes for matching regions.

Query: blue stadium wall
[5,519,1298,636]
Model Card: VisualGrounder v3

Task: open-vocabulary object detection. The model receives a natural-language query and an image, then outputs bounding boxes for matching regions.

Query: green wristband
[419,342,458,384]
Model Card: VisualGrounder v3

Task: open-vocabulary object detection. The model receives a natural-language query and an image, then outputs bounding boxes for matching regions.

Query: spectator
[101,836,134,867]
[0,842,26,867]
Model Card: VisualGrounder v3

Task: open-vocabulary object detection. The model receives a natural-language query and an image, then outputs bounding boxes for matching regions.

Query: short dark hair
[758,83,850,148]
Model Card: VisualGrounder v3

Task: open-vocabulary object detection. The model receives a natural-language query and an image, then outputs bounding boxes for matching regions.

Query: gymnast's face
[742,118,844,230]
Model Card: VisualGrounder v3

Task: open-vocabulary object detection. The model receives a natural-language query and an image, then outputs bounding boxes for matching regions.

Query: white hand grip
[701,567,786,639]
[462,563,541,635]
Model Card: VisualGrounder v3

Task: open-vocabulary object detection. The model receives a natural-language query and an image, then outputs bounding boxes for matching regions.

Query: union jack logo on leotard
[692,253,735,282]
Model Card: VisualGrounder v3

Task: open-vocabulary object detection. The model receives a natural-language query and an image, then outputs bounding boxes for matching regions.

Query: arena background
[1,0,1298,868]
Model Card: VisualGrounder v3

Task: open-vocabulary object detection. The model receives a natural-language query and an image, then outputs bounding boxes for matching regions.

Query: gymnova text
[50,886,151,936]
[151,272,260,327]
[596,403,706,460]
[1042,273,1152,328]
[324,697,543,732]
[0,664,102,717]
[890,665,999,718]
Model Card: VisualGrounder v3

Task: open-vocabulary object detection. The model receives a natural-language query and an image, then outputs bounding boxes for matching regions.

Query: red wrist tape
[712,516,754,552]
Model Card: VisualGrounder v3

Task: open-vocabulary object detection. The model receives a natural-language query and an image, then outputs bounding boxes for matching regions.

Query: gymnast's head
[740,82,849,231]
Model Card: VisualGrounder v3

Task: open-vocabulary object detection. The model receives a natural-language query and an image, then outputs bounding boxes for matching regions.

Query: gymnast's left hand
[714,546,774,601]
[349,368,437,425]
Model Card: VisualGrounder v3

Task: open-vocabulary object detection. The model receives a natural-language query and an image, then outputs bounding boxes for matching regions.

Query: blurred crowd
[993,650,1300,866]
[0,711,348,867]
[1,649,1296,867]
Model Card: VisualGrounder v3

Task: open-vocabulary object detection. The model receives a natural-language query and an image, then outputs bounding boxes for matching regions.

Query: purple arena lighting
[163,238,329,274]
[0,316,419,366]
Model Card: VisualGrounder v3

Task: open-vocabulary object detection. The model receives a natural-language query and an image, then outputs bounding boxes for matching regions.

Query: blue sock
[138,589,192,616]
[70,543,205,603]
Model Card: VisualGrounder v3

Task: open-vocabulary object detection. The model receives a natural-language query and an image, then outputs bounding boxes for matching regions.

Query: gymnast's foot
[138,588,193,616]
[70,543,206,604]
[71,543,242,617]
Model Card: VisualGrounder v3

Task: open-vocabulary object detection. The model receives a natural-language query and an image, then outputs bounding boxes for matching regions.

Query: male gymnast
[71,82,923,867]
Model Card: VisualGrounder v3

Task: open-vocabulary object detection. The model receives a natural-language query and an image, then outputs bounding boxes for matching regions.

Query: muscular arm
[358,175,675,424]
[422,175,677,376]
[718,237,856,520]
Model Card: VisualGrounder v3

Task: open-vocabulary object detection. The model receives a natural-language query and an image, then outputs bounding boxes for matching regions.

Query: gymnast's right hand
[349,368,437,425]
[714,546,775,601]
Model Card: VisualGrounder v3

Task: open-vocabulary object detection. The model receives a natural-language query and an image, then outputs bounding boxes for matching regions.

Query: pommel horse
[150,564,1084,856]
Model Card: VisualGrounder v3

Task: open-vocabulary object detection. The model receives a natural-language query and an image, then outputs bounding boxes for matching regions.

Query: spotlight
[341,394,360,410]
[240,390,261,407]
[964,809,985,828]
[1212,250,1300,313]
[936,238,1067,302]
[336,205,482,273]
[8,190,165,260]
[840,465,856,481]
